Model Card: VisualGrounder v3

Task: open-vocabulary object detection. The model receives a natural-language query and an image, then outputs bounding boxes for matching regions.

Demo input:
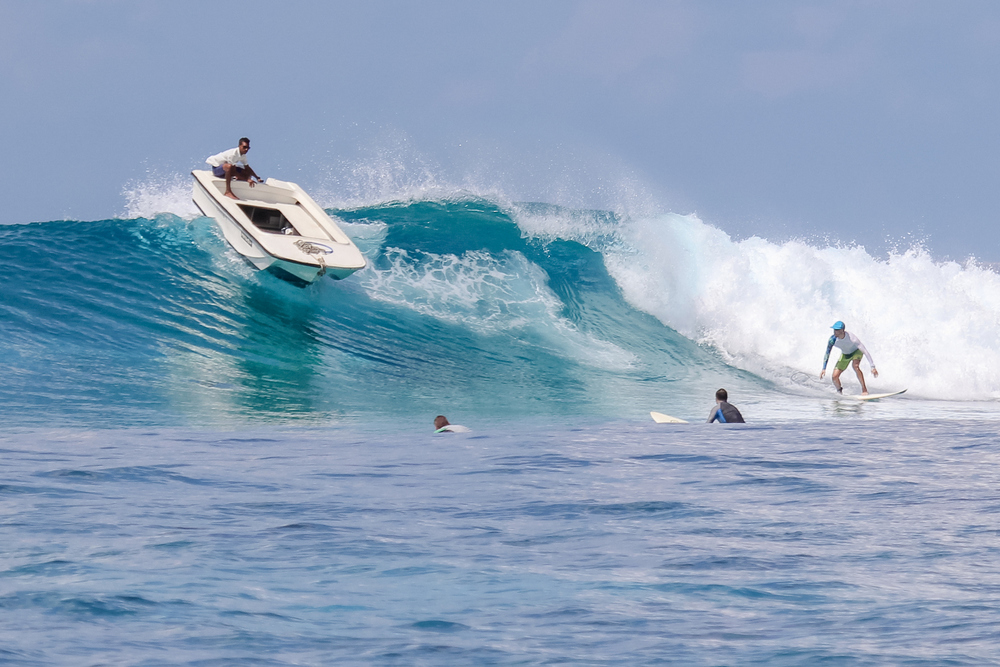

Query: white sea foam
[360,248,634,370]
[122,172,199,220]
[513,207,1000,401]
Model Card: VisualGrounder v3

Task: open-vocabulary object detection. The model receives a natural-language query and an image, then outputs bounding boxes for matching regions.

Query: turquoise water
[4,198,999,427]
[2,195,1000,663]
[0,203,742,427]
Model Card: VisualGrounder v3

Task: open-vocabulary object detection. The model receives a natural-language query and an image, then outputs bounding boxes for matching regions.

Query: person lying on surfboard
[820,321,878,395]
[707,388,745,423]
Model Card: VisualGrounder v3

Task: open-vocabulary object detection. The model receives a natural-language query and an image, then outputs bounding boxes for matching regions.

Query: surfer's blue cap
[831,321,845,330]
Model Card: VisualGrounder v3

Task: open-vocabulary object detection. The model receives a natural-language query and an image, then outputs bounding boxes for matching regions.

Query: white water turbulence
[361,247,634,370]
[593,212,1000,401]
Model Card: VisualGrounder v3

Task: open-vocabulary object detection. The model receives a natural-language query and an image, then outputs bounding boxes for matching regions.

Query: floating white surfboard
[849,389,907,401]
[650,411,689,424]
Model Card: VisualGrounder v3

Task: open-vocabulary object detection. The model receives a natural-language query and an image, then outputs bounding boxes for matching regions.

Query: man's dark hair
[239,137,250,146]
[715,388,728,402]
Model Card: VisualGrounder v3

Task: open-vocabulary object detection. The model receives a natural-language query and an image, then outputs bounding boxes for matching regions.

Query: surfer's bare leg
[831,368,844,393]
[853,358,868,395]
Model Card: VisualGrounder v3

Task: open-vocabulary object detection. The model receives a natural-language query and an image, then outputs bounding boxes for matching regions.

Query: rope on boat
[295,241,329,278]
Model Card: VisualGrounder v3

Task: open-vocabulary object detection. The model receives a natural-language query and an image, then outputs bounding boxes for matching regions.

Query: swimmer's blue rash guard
[822,331,875,370]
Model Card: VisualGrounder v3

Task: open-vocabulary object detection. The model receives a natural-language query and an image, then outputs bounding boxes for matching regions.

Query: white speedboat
[191,170,366,284]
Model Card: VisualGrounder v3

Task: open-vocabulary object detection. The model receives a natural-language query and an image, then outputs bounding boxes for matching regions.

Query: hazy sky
[3,0,1000,260]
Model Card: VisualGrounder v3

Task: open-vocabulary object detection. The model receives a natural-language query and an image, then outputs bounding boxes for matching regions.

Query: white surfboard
[650,411,689,424]
[850,389,907,401]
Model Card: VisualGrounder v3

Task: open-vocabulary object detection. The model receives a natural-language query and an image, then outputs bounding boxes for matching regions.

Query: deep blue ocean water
[4,422,1000,665]
[3,193,1000,663]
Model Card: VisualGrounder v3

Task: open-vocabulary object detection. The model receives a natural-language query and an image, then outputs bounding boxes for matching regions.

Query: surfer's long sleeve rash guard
[822,331,875,370]
[708,401,745,423]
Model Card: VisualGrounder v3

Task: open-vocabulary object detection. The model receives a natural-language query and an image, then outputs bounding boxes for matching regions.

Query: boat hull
[191,171,365,284]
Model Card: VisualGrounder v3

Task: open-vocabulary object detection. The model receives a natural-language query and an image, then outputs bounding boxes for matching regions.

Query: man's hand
[820,370,826,379]
[872,367,879,378]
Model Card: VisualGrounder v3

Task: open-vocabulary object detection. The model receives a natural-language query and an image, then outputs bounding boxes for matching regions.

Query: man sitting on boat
[206,137,263,200]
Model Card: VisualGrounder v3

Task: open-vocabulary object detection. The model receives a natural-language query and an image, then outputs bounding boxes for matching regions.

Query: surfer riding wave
[820,321,878,395]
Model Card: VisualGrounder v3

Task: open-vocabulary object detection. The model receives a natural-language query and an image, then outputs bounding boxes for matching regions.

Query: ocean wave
[507,203,1000,401]
[2,186,998,427]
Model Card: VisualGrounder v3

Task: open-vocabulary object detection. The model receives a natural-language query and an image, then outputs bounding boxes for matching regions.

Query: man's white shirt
[206,147,249,168]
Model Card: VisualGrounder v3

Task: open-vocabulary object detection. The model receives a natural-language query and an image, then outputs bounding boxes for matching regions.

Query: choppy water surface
[3,420,1000,665]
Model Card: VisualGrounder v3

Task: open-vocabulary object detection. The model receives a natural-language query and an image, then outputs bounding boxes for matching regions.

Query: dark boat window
[237,204,298,235]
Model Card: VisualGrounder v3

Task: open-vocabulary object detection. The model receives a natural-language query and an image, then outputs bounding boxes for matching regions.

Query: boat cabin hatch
[237,204,299,235]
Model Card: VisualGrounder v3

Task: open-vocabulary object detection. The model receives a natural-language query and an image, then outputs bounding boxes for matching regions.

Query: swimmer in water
[707,388,745,423]
[434,415,470,433]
